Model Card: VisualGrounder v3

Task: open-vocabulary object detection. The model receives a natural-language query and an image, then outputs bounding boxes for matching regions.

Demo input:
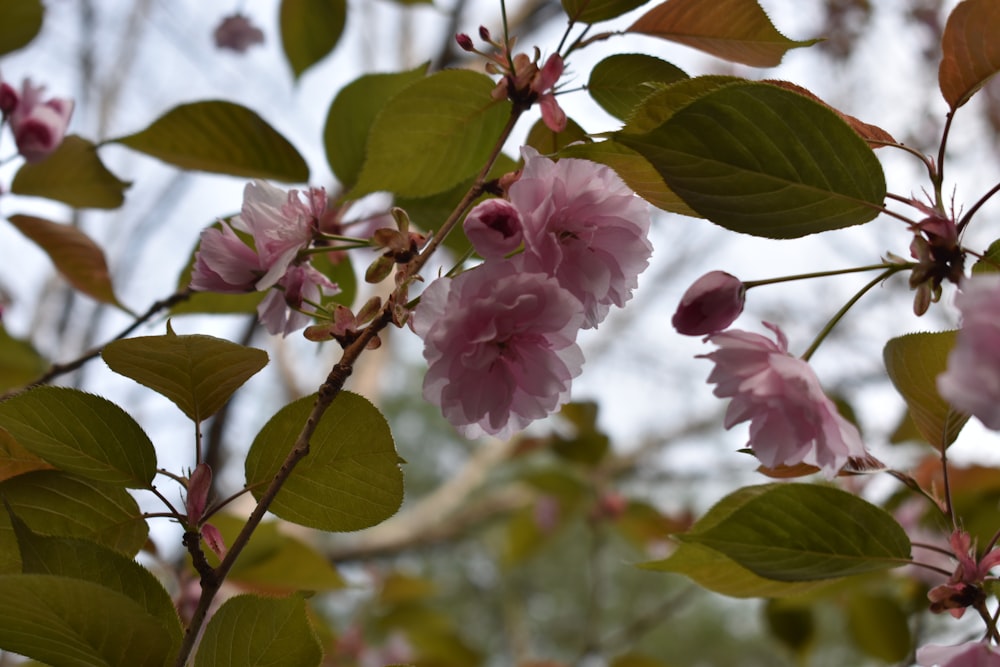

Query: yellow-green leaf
[0,324,46,393]
[280,0,347,80]
[10,135,128,209]
[0,0,43,55]
[561,0,647,23]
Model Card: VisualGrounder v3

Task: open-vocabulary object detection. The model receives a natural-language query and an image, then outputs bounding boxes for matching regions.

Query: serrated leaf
[0,0,43,55]
[103,330,268,424]
[939,0,1000,109]
[194,594,321,667]
[0,470,147,565]
[351,70,511,198]
[7,214,123,307]
[10,512,182,644]
[245,391,403,531]
[324,64,429,188]
[762,80,896,148]
[10,135,129,208]
[680,483,911,581]
[203,514,345,594]
[280,0,347,80]
[561,0,647,23]
[622,75,744,135]
[588,54,688,121]
[0,386,156,487]
[559,140,699,216]
[628,0,819,67]
[0,428,53,483]
[884,331,969,450]
[525,117,590,155]
[0,325,46,393]
[112,101,309,182]
[0,574,178,666]
[974,238,1000,274]
[615,81,886,238]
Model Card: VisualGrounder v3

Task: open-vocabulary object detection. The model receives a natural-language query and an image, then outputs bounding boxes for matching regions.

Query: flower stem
[742,262,906,290]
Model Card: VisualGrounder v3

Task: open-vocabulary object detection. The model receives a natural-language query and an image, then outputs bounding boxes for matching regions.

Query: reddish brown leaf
[764,80,897,148]
[628,0,819,68]
[939,0,1000,109]
[7,215,122,308]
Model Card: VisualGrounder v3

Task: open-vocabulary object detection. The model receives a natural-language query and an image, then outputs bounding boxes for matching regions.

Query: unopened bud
[185,463,212,523]
[455,33,474,51]
[672,271,746,335]
[478,25,491,42]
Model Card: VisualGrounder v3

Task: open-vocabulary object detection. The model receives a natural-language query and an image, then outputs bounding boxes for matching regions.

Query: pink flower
[213,13,265,53]
[190,222,262,293]
[8,79,73,162]
[937,274,1000,429]
[928,530,1000,618]
[464,198,523,259]
[413,260,585,439]
[700,323,867,477]
[510,147,652,329]
[917,642,1000,666]
[0,72,17,116]
[672,271,746,335]
[257,264,337,337]
[235,180,325,289]
[531,54,567,133]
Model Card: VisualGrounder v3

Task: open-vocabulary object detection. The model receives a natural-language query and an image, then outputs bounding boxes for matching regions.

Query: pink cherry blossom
[917,642,1000,667]
[234,180,325,289]
[531,54,567,133]
[190,222,262,293]
[672,271,746,335]
[413,260,585,439]
[257,264,337,337]
[510,147,652,329]
[700,323,867,477]
[937,274,1000,429]
[463,198,523,259]
[8,79,74,162]
[213,13,265,53]
[928,529,1000,618]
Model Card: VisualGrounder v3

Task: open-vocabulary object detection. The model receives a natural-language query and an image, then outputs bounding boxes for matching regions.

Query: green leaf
[0,470,147,566]
[615,81,886,238]
[324,64,429,188]
[0,0,43,55]
[203,514,346,594]
[884,331,969,450]
[628,0,820,67]
[640,541,835,598]
[11,512,182,644]
[10,135,129,208]
[194,594,321,667]
[351,70,511,198]
[764,599,814,654]
[0,386,156,487]
[679,483,911,581]
[846,593,910,662]
[974,238,1000,274]
[588,54,688,121]
[103,329,268,424]
[561,0,647,23]
[559,140,699,216]
[939,0,1000,109]
[525,117,591,156]
[0,324,46,393]
[7,214,124,308]
[622,75,744,135]
[112,101,309,182]
[245,391,404,531]
[0,574,178,666]
[280,0,347,80]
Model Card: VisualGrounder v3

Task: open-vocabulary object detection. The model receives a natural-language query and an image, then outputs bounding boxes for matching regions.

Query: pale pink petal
[190,223,261,292]
[917,642,1000,666]
[464,198,523,259]
[9,80,73,162]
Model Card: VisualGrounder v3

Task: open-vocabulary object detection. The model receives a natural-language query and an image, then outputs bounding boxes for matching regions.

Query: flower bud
[213,13,265,53]
[0,78,17,116]
[455,33,474,51]
[672,271,745,335]
[463,198,523,259]
[185,463,213,523]
[10,84,74,163]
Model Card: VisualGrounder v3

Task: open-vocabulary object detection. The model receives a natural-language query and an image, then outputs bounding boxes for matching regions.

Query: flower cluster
[190,180,339,336]
[937,273,1000,429]
[697,322,868,477]
[927,529,1000,619]
[0,73,74,163]
[413,148,652,438]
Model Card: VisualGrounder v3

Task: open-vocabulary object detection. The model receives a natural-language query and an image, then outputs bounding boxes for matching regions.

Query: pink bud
[478,25,492,42]
[10,87,74,163]
[213,13,265,53]
[455,33,474,51]
[0,79,17,115]
[672,271,745,335]
[185,463,212,522]
[463,198,523,259]
[200,523,227,560]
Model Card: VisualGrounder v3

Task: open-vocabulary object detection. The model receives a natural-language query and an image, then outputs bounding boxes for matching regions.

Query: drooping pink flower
[672,271,746,335]
[927,529,1000,618]
[531,54,567,133]
[917,642,1000,667]
[213,13,265,53]
[8,79,73,162]
[412,260,585,439]
[235,180,325,289]
[937,274,1000,429]
[190,222,262,293]
[464,198,523,259]
[510,147,652,329]
[699,323,867,477]
[257,264,337,337]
